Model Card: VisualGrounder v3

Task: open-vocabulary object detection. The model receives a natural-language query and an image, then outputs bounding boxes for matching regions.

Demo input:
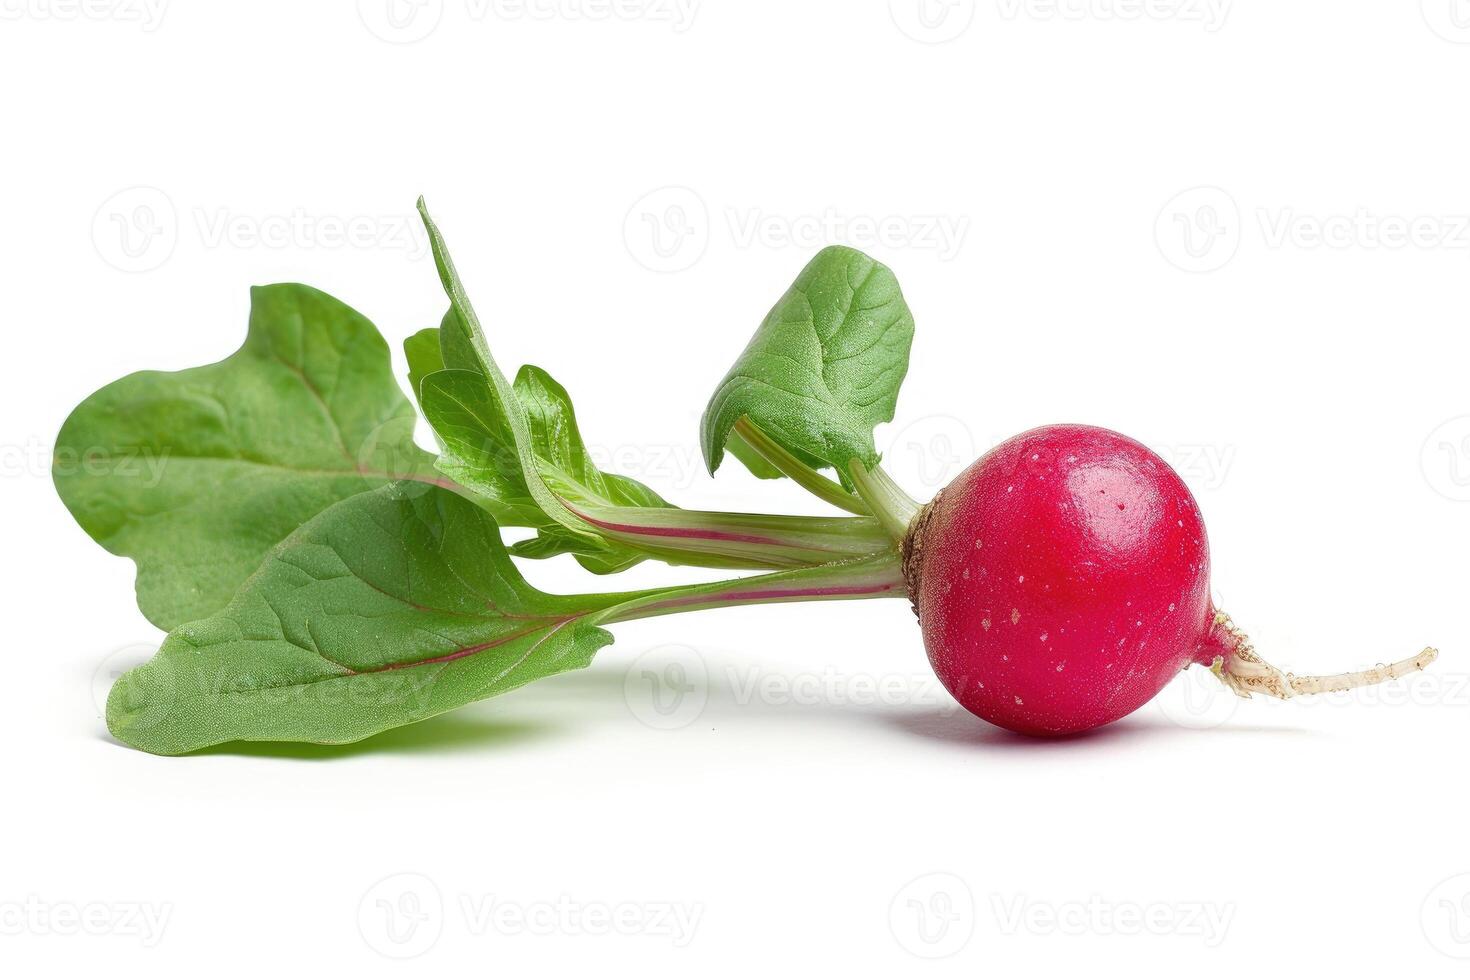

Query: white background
[2,1,1468,975]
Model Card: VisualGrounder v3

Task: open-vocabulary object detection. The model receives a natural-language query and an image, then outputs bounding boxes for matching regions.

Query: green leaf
[55,284,442,630]
[417,198,592,540]
[417,368,544,527]
[414,199,677,569]
[515,365,669,511]
[418,362,671,572]
[106,483,626,755]
[701,246,915,486]
[403,326,444,403]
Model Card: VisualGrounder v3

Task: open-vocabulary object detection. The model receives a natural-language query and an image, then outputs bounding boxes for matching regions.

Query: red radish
[903,424,1437,736]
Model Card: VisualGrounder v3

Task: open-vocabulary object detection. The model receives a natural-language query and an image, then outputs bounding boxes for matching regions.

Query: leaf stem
[594,552,906,625]
[732,417,872,516]
[566,502,894,569]
[848,459,921,542]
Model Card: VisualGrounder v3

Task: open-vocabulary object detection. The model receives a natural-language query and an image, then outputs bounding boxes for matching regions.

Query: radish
[61,204,1441,753]
[901,424,1438,736]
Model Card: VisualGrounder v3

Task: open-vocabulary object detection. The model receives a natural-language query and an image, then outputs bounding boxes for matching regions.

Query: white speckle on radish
[974,538,983,549]
[981,617,991,631]
[1010,608,1020,625]
[1018,575,1025,584]
[962,568,970,580]
[1014,696,1024,705]
[1168,603,1176,612]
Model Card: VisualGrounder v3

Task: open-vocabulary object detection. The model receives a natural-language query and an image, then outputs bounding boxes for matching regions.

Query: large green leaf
[106,483,625,755]
[54,284,442,630]
[701,246,915,486]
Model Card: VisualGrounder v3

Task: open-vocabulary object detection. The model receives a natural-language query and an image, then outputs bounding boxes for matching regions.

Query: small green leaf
[403,326,445,402]
[418,368,544,527]
[55,284,441,630]
[515,365,669,511]
[106,484,625,755]
[418,362,671,571]
[701,246,915,485]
